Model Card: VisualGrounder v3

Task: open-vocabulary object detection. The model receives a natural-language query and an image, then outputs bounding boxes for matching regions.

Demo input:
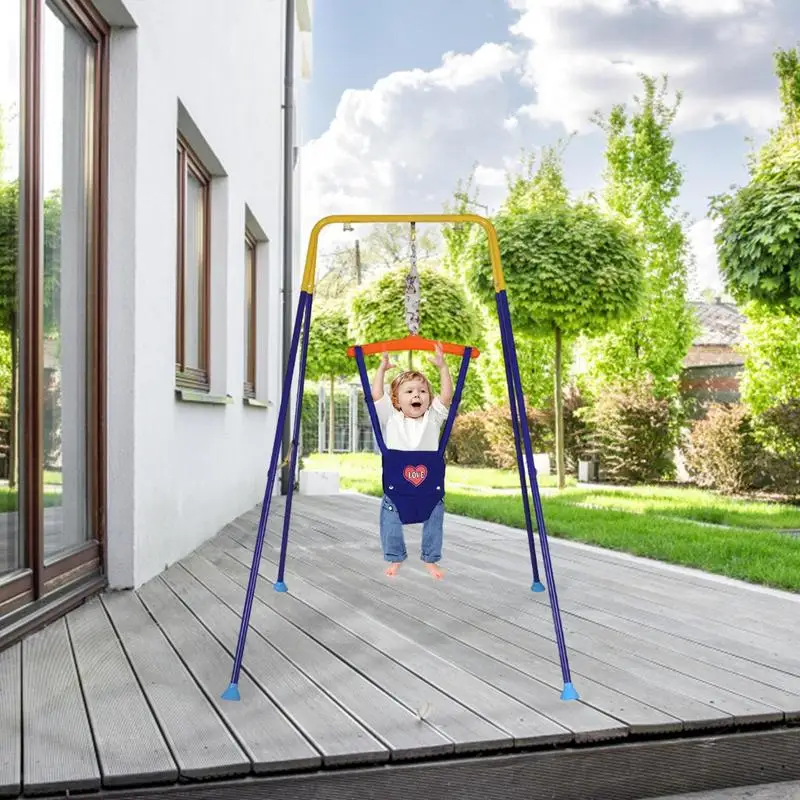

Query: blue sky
[300,0,799,295]
[306,0,519,141]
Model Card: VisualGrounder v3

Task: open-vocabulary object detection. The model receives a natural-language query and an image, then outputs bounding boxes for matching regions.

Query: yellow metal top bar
[300,214,506,294]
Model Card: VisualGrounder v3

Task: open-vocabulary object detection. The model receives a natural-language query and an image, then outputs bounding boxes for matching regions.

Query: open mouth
[411,401,422,409]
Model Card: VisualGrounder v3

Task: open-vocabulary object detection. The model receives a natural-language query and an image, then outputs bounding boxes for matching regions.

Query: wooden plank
[555,602,800,701]
[0,643,20,797]
[195,544,516,756]
[137,575,322,774]
[433,529,800,676]
[101,590,251,781]
[476,541,800,641]
[22,618,101,795]
[385,496,800,636]
[300,491,800,629]
[442,499,800,612]
[234,514,756,720]
[179,553,467,759]
[236,531,733,733]
[427,559,790,723]
[158,563,389,768]
[210,535,619,746]
[226,496,798,733]
[440,553,800,711]
[297,496,800,676]
[66,598,178,787]
[217,538,666,739]
[342,506,796,722]
[275,512,786,726]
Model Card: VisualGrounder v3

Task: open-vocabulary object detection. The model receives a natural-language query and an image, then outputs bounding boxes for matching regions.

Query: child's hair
[390,370,432,411]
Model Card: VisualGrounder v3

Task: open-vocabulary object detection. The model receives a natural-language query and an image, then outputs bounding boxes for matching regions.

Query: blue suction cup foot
[532,581,546,593]
[273,581,288,593]
[560,682,579,701]
[221,683,241,702]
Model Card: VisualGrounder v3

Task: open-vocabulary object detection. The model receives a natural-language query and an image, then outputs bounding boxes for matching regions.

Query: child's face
[396,377,430,418]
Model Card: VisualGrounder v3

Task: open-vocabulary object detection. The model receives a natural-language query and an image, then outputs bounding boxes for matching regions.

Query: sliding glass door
[0,0,107,640]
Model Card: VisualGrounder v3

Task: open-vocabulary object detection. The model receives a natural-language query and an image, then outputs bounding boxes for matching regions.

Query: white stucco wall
[103,0,309,588]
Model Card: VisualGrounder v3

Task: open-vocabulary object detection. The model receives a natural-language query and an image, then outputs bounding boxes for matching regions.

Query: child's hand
[429,342,446,368]
[381,352,397,371]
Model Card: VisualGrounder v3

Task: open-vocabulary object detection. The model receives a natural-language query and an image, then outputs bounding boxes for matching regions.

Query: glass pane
[42,2,95,558]
[0,0,23,576]
[184,170,205,369]
[244,241,255,385]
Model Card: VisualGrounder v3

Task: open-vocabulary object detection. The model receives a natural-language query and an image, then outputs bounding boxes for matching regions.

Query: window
[175,135,211,390]
[1,0,108,633]
[243,232,257,398]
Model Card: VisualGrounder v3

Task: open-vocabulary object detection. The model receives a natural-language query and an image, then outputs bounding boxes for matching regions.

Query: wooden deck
[2,492,800,799]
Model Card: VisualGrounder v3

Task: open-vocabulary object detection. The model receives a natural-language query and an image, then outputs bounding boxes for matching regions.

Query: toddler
[371,343,453,579]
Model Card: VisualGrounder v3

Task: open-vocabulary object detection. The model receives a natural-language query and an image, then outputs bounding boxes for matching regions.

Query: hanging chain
[404,222,420,335]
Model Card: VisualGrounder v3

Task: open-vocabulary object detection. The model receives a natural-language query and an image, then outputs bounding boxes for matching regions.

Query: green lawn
[306,452,570,490]
[0,487,62,513]
[303,452,800,593]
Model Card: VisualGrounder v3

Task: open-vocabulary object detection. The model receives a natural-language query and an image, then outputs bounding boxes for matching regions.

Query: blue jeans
[379,494,444,563]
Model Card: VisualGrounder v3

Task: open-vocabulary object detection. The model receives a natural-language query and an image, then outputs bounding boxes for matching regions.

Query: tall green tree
[585,75,696,402]
[349,265,485,410]
[711,48,800,315]
[466,189,644,487]
[305,307,354,453]
[446,147,574,417]
[738,301,800,416]
[441,164,482,279]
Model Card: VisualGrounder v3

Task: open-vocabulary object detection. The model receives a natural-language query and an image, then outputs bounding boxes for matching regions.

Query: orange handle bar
[347,335,480,359]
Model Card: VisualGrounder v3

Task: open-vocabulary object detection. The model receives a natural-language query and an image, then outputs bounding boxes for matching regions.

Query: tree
[0,108,20,488]
[738,301,800,416]
[711,48,800,315]
[584,75,696,405]
[315,222,440,309]
[305,307,353,454]
[466,199,644,488]
[0,110,62,487]
[441,163,482,279]
[349,264,485,411]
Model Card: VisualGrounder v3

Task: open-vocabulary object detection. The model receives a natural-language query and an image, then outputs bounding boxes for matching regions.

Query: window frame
[175,133,212,391]
[243,231,257,399]
[1,0,109,642]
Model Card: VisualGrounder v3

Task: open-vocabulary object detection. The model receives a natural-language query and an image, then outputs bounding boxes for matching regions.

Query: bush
[484,403,553,470]
[447,402,554,469]
[446,411,491,466]
[683,404,766,494]
[754,399,800,497]
[588,381,674,483]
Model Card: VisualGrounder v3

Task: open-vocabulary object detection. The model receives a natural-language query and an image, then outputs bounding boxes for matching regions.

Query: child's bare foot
[385,562,402,577]
[424,562,444,580]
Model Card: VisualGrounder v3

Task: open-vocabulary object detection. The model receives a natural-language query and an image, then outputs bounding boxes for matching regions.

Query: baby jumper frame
[221,214,579,703]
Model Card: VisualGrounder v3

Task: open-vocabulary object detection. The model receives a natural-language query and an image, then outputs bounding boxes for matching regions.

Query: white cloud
[687,217,725,296]
[299,0,794,268]
[474,165,506,187]
[300,42,523,253]
[510,0,782,134]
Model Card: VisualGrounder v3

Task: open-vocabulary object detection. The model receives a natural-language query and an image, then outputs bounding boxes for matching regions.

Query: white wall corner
[105,26,139,589]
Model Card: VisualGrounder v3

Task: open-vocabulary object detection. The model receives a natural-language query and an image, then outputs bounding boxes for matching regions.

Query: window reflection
[0,0,22,576]
[41,1,95,558]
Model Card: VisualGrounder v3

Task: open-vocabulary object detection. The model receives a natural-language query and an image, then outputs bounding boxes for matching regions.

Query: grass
[0,487,62,514]
[306,452,570,489]
[303,452,800,593]
[545,485,800,532]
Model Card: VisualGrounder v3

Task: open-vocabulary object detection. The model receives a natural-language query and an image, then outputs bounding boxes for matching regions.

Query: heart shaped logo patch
[403,465,428,487]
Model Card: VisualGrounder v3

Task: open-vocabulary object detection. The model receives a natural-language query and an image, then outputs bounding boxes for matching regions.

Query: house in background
[0,0,313,651]
[680,299,746,416]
